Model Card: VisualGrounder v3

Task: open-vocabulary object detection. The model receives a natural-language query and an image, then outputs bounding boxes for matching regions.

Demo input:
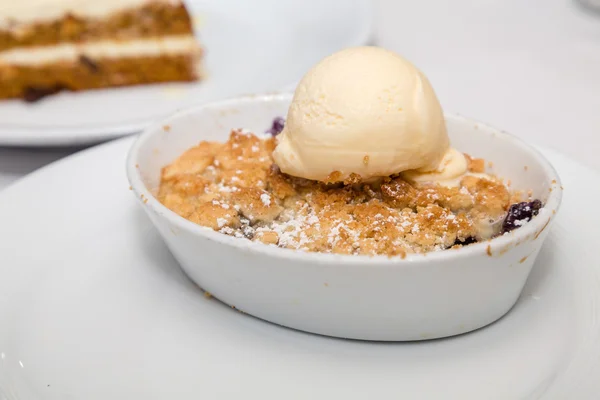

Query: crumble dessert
[157,47,544,257]
[156,122,543,257]
[0,0,202,101]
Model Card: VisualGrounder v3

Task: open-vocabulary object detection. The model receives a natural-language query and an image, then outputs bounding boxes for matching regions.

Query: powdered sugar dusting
[217,218,228,228]
[260,193,271,206]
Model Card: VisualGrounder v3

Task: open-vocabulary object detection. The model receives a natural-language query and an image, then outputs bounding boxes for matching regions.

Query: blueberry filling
[501,199,543,234]
[266,117,285,136]
[454,236,478,246]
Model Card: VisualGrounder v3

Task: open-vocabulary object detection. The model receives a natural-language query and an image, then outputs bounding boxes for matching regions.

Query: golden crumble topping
[157,130,525,257]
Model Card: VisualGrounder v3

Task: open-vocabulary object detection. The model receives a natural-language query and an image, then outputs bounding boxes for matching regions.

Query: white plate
[0,137,598,400]
[0,0,371,147]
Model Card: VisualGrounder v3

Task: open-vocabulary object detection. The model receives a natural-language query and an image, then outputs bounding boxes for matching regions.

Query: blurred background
[373,0,600,171]
[0,0,599,188]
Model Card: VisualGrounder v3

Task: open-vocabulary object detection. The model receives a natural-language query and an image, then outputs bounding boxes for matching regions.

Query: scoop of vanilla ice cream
[272,46,450,182]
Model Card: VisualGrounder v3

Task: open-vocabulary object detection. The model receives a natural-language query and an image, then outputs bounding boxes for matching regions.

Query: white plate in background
[0,0,371,146]
[0,137,598,399]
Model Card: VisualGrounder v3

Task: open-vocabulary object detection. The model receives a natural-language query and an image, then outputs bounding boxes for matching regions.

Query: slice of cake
[0,0,202,102]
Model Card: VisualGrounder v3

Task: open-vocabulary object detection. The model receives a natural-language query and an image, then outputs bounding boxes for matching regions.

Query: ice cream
[272,46,468,185]
[401,147,468,187]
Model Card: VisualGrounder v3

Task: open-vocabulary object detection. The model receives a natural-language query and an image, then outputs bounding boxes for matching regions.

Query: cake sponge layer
[0,2,194,52]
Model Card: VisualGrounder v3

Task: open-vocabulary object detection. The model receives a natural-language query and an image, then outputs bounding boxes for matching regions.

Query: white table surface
[1,0,599,191]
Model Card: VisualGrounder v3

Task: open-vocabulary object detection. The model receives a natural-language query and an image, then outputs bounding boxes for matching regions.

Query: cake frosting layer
[1,0,181,28]
[0,35,199,66]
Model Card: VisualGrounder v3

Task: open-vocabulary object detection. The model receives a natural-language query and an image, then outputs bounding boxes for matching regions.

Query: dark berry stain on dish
[79,55,100,73]
[267,117,285,136]
[502,200,542,233]
[23,85,65,102]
